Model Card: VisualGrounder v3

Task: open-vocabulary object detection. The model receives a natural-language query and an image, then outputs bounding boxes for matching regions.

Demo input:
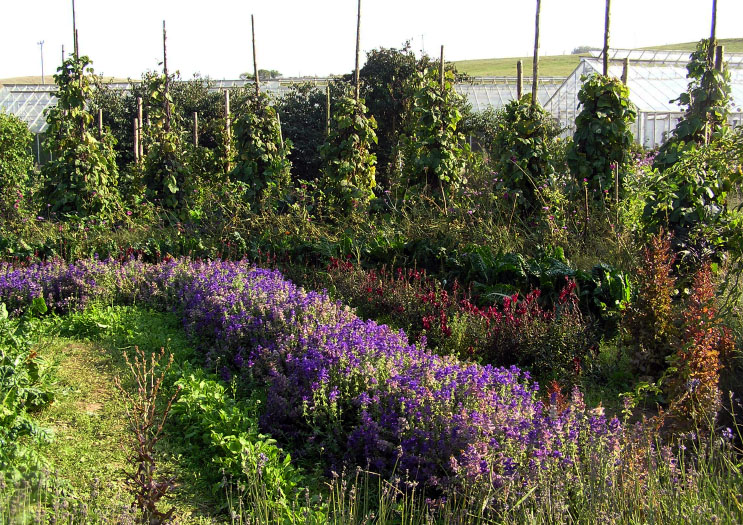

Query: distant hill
[0,75,128,88]
[453,38,743,78]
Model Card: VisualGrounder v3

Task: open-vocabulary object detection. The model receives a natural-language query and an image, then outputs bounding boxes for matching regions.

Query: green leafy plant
[232,91,292,210]
[319,89,378,217]
[642,130,743,262]
[489,97,563,211]
[141,71,191,212]
[42,55,120,218]
[403,69,469,200]
[172,369,310,519]
[0,298,54,482]
[567,74,636,194]
[0,112,34,222]
[654,38,732,172]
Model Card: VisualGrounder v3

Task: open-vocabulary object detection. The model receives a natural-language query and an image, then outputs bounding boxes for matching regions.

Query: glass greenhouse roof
[0,77,565,134]
[0,84,58,134]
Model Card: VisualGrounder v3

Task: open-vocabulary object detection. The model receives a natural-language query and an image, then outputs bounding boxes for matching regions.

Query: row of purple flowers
[0,258,621,493]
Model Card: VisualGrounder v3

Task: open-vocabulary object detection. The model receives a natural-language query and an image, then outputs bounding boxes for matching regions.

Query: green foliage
[403,69,469,197]
[42,55,120,218]
[276,82,335,183]
[654,39,732,172]
[172,370,313,519]
[643,130,743,261]
[0,299,54,482]
[141,71,191,211]
[359,44,420,185]
[0,112,33,221]
[567,74,636,193]
[232,91,292,209]
[489,98,563,210]
[319,91,378,216]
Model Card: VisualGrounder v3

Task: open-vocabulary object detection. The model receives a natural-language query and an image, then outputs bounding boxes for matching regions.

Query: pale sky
[2,0,741,80]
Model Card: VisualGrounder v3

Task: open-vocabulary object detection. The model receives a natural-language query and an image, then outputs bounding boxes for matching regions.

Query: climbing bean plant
[654,39,731,172]
[142,71,191,212]
[319,89,377,217]
[567,74,636,195]
[232,91,292,210]
[42,55,120,218]
[403,69,469,199]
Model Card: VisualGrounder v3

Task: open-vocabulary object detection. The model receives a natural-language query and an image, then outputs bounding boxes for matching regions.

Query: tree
[240,69,282,80]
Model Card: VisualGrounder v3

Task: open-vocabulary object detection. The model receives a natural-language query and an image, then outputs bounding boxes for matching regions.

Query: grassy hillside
[453,38,743,78]
[642,37,743,53]
[0,75,127,88]
[454,54,581,78]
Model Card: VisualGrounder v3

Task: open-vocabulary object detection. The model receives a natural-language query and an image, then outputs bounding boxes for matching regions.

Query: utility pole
[37,40,45,84]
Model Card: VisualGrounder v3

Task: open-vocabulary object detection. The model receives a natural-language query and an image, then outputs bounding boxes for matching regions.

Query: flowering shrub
[623,232,678,377]
[324,258,595,382]
[0,257,619,496]
[667,264,732,424]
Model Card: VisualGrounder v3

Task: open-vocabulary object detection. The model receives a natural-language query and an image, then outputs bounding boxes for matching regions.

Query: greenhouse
[545,49,743,149]
[0,76,563,137]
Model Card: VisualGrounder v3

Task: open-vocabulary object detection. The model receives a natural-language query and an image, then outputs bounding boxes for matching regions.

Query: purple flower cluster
[0,258,622,492]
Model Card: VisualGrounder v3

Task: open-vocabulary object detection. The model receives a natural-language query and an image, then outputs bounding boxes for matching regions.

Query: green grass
[454,54,583,78]
[453,38,743,78]
[641,38,743,53]
[26,308,223,523]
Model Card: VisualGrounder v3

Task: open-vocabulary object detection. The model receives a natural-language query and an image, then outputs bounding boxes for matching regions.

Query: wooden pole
[354,0,362,102]
[277,112,284,149]
[75,28,83,139]
[440,45,445,91]
[251,14,260,96]
[133,118,140,163]
[621,57,629,84]
[517,60,523,99]
[326,84,331,136]
[532,0,541,108]
[224,90,231,172]
[98,108,103,138]
[163,20,171,132]
[603,0,611,76]
[61,45,65,64]
[715,45,724,72]
[193,112,198,146]
[137,97,144,158]
[71,0,78,58]
[709,0,718,65]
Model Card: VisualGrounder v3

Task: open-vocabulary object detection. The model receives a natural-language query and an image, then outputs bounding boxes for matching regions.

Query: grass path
[35,336,224,523]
